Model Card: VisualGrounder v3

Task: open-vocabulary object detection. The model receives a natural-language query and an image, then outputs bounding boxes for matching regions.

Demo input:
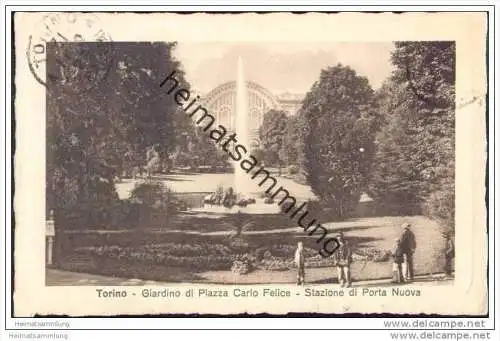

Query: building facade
[201,81,304,147]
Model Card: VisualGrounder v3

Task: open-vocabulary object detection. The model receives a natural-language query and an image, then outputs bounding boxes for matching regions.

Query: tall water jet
[234,56,253,196]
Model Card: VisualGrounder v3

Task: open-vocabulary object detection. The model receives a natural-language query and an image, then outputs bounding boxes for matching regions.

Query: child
[333,232,353,287]
[294,242,305,285]
[391,237,405,284]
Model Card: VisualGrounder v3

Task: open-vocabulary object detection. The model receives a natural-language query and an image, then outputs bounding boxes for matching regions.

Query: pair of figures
[294,232,353,287]
[391,223,417,283]
[294,223,424,287]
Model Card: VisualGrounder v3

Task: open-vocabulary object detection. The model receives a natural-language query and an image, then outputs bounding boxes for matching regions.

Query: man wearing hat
[332,232,353,287]
[399,222,417,281]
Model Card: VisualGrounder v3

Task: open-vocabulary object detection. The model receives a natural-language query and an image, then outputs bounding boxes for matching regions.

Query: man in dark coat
[399,222,417,281]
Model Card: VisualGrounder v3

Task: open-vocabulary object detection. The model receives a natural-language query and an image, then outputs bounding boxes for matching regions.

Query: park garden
[46,41,455,284]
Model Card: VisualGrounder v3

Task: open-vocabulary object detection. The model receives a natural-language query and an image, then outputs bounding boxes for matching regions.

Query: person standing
[399,222,417,281]
[333,232,353,287]
[444,231,455,277]
[391,237,405,283]
[294,242,306,285]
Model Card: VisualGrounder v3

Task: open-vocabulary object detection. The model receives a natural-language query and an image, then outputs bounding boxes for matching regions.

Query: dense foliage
[46,42,189,235]
[298,64,377,218]
[369,42,455,229]
[46,40,456,249]
[281,115,301,167]
[171,114,229,169]
[259,109,289,174]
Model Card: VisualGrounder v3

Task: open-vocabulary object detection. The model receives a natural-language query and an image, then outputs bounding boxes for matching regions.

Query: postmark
[26,13,114,91]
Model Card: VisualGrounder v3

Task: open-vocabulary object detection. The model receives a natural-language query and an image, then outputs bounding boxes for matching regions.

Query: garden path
[46,268,453,286]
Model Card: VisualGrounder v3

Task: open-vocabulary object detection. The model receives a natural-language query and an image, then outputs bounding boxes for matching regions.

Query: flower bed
[74,240,339,274]
[77,244,233,270]
[257,257,293,271]
[353,248,392,262]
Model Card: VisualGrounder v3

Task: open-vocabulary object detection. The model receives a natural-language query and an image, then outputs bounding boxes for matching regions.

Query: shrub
[78,244,235,270]
[128,181,177,228]
[354,248,391,262]
[215,184,224,203]
[236,199,248,207]
[71,241,345,274]
[423,177,455,233]
[231,260,252,274]
[288,165,299,175]
[253,247,271,261]
[230,254,255,275]
[110,200,141,228]
[258,257,292,271]
[171,200,188,212]
[130,181,173,207]
[228,237,250,251]
[267,244,296,257]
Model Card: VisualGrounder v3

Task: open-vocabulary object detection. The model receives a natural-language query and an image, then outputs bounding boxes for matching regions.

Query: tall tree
[46,42,189,235]
[299,64,377,219]
[367,80,428,213]
[369,42,455,228]
[191,126,229,168]
[281,115,301,167]
[110,42,189,165]
[259,109,289,175]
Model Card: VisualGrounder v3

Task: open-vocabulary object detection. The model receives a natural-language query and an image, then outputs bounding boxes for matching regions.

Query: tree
[369,42,455,228]
[110,43,189,165]
[178,124,229,169]
[368,80,428,214]
[46,42,189,239]
[299,64,377,219]
[259,109,289,175]
[281,115,301,167]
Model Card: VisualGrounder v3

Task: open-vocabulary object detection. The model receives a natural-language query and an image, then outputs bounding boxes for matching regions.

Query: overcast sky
[174,42,395,95]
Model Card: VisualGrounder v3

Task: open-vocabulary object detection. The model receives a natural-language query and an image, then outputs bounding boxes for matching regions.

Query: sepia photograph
[11,11,488,317]
[45,40,456,290]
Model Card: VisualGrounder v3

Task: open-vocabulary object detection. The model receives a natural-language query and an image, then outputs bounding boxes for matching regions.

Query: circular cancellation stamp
[26,13,114,91]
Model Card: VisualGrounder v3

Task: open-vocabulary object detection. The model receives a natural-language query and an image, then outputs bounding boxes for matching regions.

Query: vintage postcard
[12,12,488,316]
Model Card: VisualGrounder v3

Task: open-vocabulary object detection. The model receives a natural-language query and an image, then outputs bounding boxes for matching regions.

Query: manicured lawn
[56,215,448,284]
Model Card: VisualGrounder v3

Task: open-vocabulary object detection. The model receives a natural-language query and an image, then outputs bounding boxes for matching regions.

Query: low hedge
[70,241,342,274]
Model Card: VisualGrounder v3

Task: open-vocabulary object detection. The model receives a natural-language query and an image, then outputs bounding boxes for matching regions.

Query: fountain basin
[192,197,283,215]
[174,191,283,215]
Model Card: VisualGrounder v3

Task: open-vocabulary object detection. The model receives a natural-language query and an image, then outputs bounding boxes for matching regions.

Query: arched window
[203,81,284,137]
[250,107,262,130]
[218,105,232,129]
